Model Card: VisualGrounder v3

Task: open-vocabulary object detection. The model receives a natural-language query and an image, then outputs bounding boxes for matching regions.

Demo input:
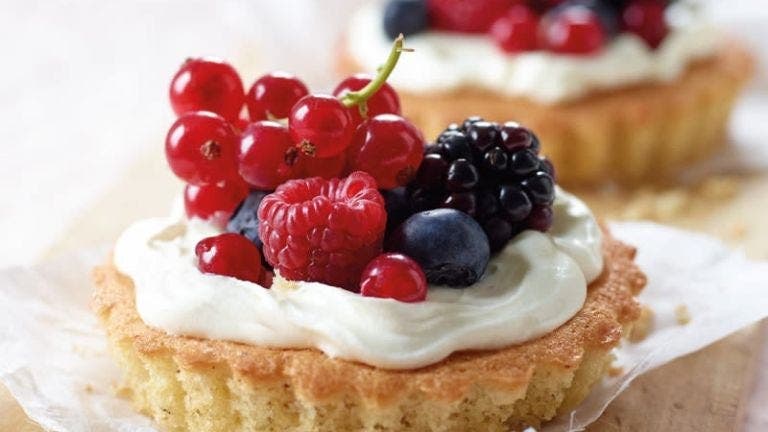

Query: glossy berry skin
[387,208,490,287]
[382,187,413,233]
[621,0,668,49]
[360,253,428,302]
[258,172,387,291]
[227,190,270,249]
[540,5,606,55]
[347,114,425,189]
[246,72,309,120]
[490,5,540,53]
[383,0,429,40]
[165,112,239,185]
[289,94,355,158]
[195,233,264,284]
[184,180,249,228]
[333,74,401,127]
[238,121,298,190]
[428,0,514,33]
[169,58,244,122]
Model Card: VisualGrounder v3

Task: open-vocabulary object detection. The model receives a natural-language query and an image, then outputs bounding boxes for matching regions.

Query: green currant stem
[340,33,411,110]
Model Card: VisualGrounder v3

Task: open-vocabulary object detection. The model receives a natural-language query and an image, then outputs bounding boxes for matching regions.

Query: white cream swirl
[347,3,720,103]
[114,189,602,369]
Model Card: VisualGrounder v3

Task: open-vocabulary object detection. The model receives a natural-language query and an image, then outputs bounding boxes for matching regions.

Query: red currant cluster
[385,0,671,55]
[165,37,429,302]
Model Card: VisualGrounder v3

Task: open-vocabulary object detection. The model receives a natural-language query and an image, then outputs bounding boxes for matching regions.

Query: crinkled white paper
[1,223,768,432]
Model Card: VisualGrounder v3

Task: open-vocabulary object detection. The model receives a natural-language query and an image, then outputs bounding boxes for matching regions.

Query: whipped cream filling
[346,3,720,103]
[114,188,603,369]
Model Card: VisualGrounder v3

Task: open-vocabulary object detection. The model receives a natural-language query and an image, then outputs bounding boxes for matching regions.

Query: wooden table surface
[2,149,767,431]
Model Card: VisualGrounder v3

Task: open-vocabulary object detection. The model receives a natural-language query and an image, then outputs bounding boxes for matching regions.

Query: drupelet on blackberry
[403,117,556,253]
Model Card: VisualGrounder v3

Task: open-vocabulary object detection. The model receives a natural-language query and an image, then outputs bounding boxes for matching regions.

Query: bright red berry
[195,233,264,284]
[540,6,606,55]
[294,152,347,180]
[258,172,386,291]
[347,114,424,190]
[246,72,309,121]
[169,58,244,122]
[184,180,249,228]
[360,253,427,302]
[165,112,239,185]
[238,121,299,190]
[332,74,401,126]
[428,0,514,33]
[491,5,541,53]
[621,0,668,49]
[289,94,355,158]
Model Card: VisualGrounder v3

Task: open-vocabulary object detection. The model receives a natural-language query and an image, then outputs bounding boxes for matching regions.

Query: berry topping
[490,5,541,53]
[258,172,387,291]
[621,0,668,49]
[169,58,244,122]
[289,94,355,158]
[382,187,413,233]
[227,190,270,249]
[195,233,264,284]
[360,253,428,302]
[294,152,347,180]
[184,180,249,228]
[387,208,490,286]
[383,0,430,40]
[238,121,298,190]
[246,72,309,120]
[428,0,513,33]
[539,5,607,54]
[402,117,557,253]
[165,112,239,185]
[333,74,401,126]
[347,114,425,189]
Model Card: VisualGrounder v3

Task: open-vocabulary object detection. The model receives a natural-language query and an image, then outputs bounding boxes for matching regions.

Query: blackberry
[405,117,557,253]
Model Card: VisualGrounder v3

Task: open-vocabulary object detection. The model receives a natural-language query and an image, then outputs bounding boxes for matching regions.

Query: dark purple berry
[539,157,556,181]
[437,131,473,161]
[446,159,480,191]
[500,122,535,152]
[477,189,500,221]
[442,191,478,216]
[462,116,484,132]
[522,172,555,205]
[415,153,449,188]
[382,187,412,233]
[466,121,501,153]
[508,149,541,177]
[498,184,533,222]
[410,187,441,212]
[482,217,516,253]
[527,205,554,232]
[482,147,509,173]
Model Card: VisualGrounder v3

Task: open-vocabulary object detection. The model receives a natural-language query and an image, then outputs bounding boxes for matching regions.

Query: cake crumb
[608,366,624,377]
[84,384,94,394]
[629,306,654,342]
[675,305,691,325]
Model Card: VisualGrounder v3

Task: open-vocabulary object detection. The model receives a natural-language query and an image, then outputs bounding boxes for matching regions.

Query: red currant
[491,5,540,53]
[295,152,347,180]
[238,121,298,190]
[184,180,248,228]
[427,0,513,33]
[622,0,668,49]
[289,94,355,158]
[165,112,239,185]
[195,233,264,284]
[360,253,427,302]
[246,72,309,121]
[333,74,401,126]
[169,58,244,122]
[540,6,606,55]
[347,114,424,190]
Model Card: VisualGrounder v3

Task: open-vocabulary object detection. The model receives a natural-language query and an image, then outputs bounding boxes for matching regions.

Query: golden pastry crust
[93,228,645,431]
[338,40,754,185]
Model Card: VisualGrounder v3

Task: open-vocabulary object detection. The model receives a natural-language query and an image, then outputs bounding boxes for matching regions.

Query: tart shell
[92,228,645,431]
[338,40,754,185]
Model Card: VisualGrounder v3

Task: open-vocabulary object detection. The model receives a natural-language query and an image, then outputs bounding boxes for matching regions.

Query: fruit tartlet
[93,39,646,431]
[338,0,754,184]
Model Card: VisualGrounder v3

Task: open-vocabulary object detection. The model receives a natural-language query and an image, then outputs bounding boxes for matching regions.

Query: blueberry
[437,131,473,161]
[383,0,429,40]
[498,184,533,222]
[387,209,490,287]
[522,172,555,205]
[227,190,269,248]
[555,0,619,36]
[382,187,412,233]
[508,149,541,177]
[446,159,480,191]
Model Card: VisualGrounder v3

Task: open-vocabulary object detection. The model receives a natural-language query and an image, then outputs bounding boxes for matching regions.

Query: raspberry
[258,171,387,291]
